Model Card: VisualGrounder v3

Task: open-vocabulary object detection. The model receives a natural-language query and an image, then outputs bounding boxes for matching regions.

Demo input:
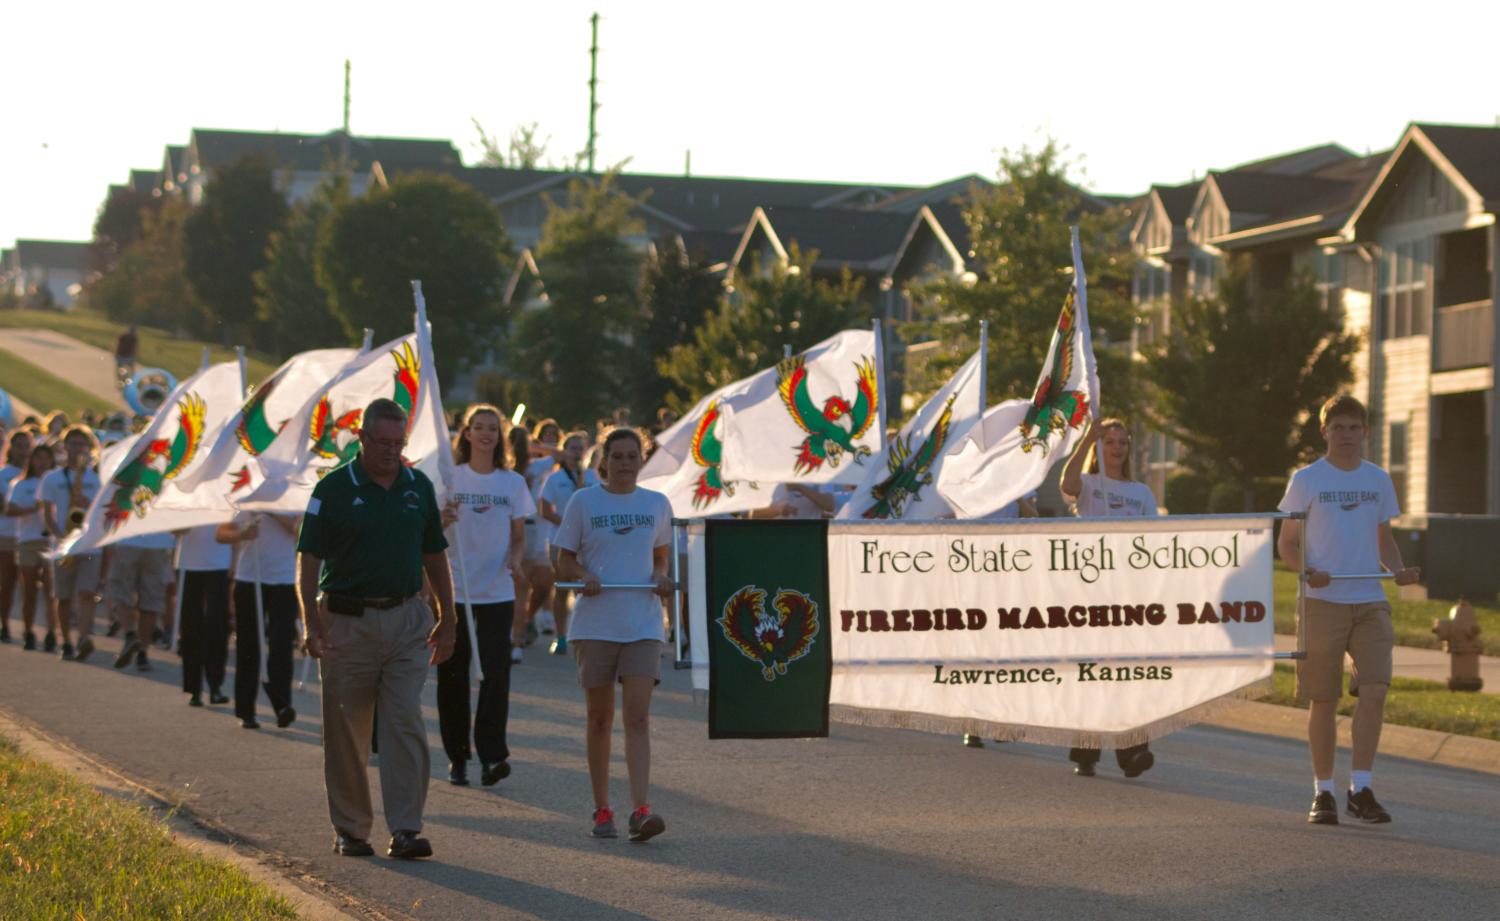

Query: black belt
[324,592,415,616]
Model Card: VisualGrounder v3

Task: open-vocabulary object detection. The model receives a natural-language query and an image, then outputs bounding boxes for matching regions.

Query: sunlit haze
[4,0,1497,245]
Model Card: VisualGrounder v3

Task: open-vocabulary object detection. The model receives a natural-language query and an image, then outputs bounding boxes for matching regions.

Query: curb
[0,708,383,921]
[1199,698,1500,777]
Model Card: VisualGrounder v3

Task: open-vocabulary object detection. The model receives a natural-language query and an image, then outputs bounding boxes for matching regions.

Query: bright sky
[4,0,1498,247]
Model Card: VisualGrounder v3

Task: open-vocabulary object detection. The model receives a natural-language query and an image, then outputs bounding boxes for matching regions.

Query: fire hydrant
[1432,598,1484,692]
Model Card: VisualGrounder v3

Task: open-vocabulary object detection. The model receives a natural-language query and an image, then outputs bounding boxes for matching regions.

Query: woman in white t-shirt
[553,428,673,843]
[3,440,54,650]
[436,405,535,788]
[1060,416,1159,779]
[0,426,35,645]
[540,431,598,656]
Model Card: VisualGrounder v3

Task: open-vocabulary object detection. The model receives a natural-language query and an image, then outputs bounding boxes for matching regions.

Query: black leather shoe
[241,718,261,730]
[334,833,374,857]
[448,761,469,786]
[1308,791,1339,825]
[1121,749,1155,779]
[276,706,297,728]
[962,734,985,748]
[44,631,56,652]
[387,830,432,860]
[188,695,203,707]
[209,690,230,705]
[481,761,511,786]
[1073,761,1096,777]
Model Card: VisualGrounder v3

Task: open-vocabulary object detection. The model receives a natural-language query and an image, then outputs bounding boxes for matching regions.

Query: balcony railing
[1433,299,1493,372]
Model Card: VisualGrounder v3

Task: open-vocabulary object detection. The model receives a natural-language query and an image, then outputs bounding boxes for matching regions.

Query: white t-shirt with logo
[525,456,557,501]
[1279,458,1400,604]
[5,478,47,542]
[539,467,599,544]
[39,466,101,539]
[553,485,673,643]
[1075,474,1159,518]
[447,465,535,604]
[0,465,24,540]
[177,524,232,571]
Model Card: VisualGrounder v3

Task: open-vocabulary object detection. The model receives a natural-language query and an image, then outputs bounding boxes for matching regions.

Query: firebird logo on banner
[718,585,820,682]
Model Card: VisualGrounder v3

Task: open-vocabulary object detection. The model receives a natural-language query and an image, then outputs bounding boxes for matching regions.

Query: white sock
[1350,770,1372,793]
[1315,778,1335,795]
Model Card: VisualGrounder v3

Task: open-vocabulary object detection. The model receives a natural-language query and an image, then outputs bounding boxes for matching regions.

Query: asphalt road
[1,630,1496,921]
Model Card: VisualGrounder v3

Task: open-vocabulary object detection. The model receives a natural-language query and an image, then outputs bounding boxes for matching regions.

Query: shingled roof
[750,206,914,269]
[189,128,460,175]
[1418,123,1500,206]
[13,239,90,271]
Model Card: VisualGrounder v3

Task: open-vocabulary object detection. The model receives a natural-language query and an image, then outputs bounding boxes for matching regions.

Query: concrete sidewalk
[0,327,129,411]
[1273,632,1500,688]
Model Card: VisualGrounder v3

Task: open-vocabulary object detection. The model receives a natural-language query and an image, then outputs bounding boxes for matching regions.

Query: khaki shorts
[108,545,171,613]
[573,639,662,688]
[16,539,50,568]
[1297,598,1395,702]
[56,553,103,599]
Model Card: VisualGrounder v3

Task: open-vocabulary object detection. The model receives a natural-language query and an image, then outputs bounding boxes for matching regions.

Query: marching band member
[4,441,55,652]
[40,425,102,661]
[0,427,35,645]
[436,404,533,787]
[538,431,597,655]
[1060,416,1159,779]
[553,428,673,842]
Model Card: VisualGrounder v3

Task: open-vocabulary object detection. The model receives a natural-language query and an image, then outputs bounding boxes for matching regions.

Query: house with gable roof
[1332,122,1500,516]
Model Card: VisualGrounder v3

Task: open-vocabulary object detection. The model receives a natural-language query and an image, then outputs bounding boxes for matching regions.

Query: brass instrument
[65,454,88,533]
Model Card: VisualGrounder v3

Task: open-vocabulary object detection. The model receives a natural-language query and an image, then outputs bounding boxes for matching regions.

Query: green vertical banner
[707,518,832,739]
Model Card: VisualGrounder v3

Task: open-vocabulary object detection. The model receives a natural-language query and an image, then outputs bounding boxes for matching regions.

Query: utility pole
[340,59,352,169]
[586,13,599,173]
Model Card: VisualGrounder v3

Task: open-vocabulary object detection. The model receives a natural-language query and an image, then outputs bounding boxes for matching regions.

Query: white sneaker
[535,610,556,635]
[511,646,523,664]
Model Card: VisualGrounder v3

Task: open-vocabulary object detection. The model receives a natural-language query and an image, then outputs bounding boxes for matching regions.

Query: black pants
[180,569,230,695]
[1069,742,1151,769]
[436,602,515,765]
[233,581,298,720]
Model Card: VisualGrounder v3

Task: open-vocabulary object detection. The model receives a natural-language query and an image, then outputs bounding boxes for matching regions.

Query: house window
[1377,239,1431,340]
[1388,421,1409,512]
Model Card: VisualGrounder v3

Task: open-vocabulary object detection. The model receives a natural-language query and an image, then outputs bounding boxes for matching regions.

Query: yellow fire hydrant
[1432,598,1484,692]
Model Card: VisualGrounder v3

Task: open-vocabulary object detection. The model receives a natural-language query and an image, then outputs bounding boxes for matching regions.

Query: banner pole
[251,526,269,685]
[361,328,374,352]
[671,521,684,667]
[978,320,988,415]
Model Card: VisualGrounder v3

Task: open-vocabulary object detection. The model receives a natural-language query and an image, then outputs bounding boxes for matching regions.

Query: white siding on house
[1377,338,1430,515]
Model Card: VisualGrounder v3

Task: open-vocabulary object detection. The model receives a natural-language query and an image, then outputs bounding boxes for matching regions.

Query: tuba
[65,454,89,533]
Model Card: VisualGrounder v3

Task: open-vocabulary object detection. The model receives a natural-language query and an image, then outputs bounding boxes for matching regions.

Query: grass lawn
[1272,565,1500,657]
[0,307,279,382]
[1258,664,1500,742]
[0,346,119,416]
[0,736,298,920]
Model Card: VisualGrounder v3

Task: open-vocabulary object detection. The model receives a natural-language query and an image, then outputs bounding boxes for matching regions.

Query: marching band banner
[693,516,1276,746]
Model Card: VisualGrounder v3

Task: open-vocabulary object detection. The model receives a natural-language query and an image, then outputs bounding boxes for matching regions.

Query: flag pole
[411,280,483,684]
[872,318,887,436]
[978,320,988,415]
[361,328,374,352]
[166,348,216,652]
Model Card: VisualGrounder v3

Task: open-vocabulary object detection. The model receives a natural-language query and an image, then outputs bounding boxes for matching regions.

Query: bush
[1164,470,1212,514]
[1207,477,1289,514]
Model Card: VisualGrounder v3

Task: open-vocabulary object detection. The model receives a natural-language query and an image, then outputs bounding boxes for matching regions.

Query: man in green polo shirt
[297,398,457,861]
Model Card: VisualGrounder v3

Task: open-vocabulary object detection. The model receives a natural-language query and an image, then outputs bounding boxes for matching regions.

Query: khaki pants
[319,595,432,840]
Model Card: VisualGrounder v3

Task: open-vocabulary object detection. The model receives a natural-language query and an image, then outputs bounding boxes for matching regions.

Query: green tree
[656,246,866,414]
[91,186,161,274]
[512,172,645,426]
[253,176,353,354]
[183,155,289,348]
[472,119,553,169]
[905,142,1138,413]
[635,239,723,416]
[317,172,511,389]
[85,198,204,333]
[1142,258,1359,510]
